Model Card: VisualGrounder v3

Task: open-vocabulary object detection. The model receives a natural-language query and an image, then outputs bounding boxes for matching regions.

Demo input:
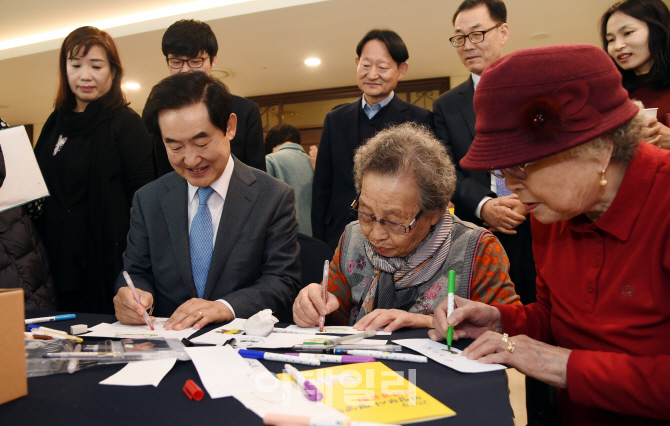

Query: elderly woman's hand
[293,283,340,328]
[481,194,527,235]
[462,331,572,389]
[428,295,502,341]
[642,117,670,150]
[353,309,433,332]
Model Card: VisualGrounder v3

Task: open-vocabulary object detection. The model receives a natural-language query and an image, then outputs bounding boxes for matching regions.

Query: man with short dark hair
[433,0,536,304]
[265,124,314,236]
[312,29,433,250]
[114,72,300,331]
[155,19,265,174]
[433,1,549,423]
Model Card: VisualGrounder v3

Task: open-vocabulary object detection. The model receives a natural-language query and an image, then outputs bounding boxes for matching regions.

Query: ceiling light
[0,0,252,51]
[124,82,140,90]
[305,58,321,66]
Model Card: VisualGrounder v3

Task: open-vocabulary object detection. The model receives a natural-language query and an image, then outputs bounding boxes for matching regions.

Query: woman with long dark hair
[33,27,154,313]
[601,0,670,148]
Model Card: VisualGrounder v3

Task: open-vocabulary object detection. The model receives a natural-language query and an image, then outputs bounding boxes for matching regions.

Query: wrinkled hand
[643,117,670,149]
[164,299,233,331]
[481,194,526,235]
[428,295,502,341]
[353,309,433,332]
[293,283,340,328]
[114,287,155,325]
[462,331,571,388]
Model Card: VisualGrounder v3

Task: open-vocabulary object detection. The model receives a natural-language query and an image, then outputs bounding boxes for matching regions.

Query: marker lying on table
[285,353,375,364]
[27,324,68,334]
[263,413,400,426]
[30,329,83,343]
[293,344,402,352]
[303,330,377,346]
[272,327,315,335]
[334,350,427,363]
[237,349,320,366]
[447,269,456,351]
[123,271,154,331]
[24,332,52,340]
[284,363,323,401]
[25,314,76,325]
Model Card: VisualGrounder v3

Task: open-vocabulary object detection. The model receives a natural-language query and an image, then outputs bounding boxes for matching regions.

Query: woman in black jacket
[33,27,154,314]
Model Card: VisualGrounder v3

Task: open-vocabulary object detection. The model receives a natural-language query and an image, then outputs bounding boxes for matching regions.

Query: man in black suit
[312,29,433,250]
[433,2,551,423]
[114,72,300,331]
[155,19,265,174]
[432,0,537,305]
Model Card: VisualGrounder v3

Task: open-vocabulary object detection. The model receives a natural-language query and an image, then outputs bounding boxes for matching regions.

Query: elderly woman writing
[430,44,670,425]
[293,123,519,332]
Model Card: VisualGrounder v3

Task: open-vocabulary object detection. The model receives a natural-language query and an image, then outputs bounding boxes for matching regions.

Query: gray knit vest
[340,215,487,325]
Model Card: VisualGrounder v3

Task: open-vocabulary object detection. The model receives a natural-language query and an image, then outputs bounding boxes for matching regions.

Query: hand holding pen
[114,271,155,329]
[292,274,339,328]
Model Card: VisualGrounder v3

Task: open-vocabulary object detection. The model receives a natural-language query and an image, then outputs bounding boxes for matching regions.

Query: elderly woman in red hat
[429,44,670,425]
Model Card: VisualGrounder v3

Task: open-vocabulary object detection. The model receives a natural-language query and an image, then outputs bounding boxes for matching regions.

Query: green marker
[447,270,456,350]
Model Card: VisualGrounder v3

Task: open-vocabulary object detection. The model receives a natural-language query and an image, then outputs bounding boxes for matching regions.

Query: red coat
[498,142,670,425]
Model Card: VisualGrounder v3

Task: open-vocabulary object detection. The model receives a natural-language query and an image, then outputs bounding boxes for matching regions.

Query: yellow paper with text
[279,361,455,424]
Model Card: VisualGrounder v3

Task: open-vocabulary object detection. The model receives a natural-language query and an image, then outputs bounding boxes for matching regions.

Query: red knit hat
[460,44,639,171]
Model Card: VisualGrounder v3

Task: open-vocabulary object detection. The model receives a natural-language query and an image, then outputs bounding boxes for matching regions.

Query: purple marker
[284,364,323,401]
[286,353,375,364]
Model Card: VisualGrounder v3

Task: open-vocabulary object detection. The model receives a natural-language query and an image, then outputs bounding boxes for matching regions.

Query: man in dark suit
[114,72,300,331]
[155,19,265,174]
[433,2,552,423]
[312,29,433,250]
[432,0,537,305]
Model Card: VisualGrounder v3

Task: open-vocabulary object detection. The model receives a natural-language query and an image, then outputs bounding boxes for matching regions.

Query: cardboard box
[0,289,27,405]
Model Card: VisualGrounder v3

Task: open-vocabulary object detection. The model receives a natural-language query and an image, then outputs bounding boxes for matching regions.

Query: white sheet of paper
[0,126,50,213]
[82,318,195,340]
[284,325,391,335]
[235,381,348,421]
[192,328,386,348]
[393,338,507,373]
[185,346,257,399]
[99,358,176,387]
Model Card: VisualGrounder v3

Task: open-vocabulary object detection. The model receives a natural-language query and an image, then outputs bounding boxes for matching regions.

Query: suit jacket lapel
[160,177,198,298]
[458,77,477,140]
[344,99,361,159]
[383,94,409,125]
[202,159,259,299]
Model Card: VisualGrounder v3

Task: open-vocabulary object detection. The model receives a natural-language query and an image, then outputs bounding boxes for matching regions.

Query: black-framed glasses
[449,23,502,47]
[350,195,423,234]
[166,56,209,69]
[490,162,532,181]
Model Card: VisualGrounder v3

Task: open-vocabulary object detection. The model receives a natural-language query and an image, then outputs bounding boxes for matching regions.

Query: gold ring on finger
[198,311,203,317]
[502,333,508,342]
[507,341,516,354]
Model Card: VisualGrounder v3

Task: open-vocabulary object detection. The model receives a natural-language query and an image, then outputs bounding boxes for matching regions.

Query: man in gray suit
[113,72,300,331]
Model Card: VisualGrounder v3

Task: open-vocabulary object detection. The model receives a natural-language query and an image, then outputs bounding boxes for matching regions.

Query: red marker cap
[183,379,204,401]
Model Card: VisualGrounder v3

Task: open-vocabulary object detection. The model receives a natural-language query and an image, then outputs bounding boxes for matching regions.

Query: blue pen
[237,349,321,366]
[25,314,76,325]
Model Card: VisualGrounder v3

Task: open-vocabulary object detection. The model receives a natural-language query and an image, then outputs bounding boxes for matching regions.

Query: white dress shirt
[362,91,395,112]
[186,154,236,317]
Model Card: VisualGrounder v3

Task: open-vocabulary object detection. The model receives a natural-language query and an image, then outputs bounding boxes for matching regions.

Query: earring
[599,169,607,187]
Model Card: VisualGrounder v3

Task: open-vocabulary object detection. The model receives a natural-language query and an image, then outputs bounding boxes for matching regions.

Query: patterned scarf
[359,212,453,316]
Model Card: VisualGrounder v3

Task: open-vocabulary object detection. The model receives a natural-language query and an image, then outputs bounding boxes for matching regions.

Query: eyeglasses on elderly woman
[490,162,534,181]
[350,194,423,234]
